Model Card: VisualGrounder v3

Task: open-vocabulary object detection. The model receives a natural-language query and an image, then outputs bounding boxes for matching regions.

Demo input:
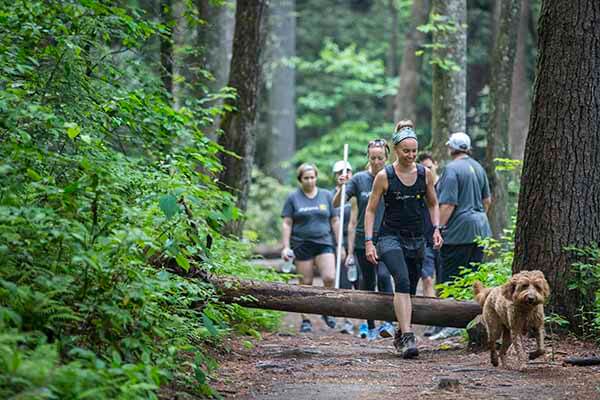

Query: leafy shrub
[245,169,293,244]
[436,229,514,301]
[566,245,600,341]
[0,1,281,398]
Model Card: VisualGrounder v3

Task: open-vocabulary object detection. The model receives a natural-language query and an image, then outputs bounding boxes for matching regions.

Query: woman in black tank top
[364,120,443,359]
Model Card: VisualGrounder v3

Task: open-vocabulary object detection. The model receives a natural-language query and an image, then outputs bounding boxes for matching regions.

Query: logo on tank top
[319,204,328,211]
[360,191,371,199]
[393,192,418,201]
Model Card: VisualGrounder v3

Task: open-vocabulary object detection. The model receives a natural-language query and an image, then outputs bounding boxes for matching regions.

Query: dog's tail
[473,281,491,307]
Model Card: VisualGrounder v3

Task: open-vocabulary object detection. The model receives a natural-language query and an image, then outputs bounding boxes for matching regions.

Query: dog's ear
[501,278,516,301]
[529,270,550,298]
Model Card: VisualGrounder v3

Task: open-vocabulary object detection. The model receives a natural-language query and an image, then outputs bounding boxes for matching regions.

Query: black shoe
[424,325,443,337]
[321,315,336,329]
[300,319,312,333]
[394,332,419,359]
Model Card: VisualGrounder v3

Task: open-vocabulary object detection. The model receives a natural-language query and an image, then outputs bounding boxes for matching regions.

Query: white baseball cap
[446,132,471,151]
[332,160,352,174]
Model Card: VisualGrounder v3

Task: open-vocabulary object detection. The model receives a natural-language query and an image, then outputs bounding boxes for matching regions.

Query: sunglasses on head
[367,139,390,155]
[368,139,387,147]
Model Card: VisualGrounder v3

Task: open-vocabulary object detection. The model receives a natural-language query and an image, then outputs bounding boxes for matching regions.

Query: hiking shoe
[299,319,312,333]
[321,315,336,329]
[340,320,354,335]
[423,325,443,337]
[367,328,380,341]
[378,322,395,338]
[394,332,419,359]
[429,327,463,341]
[358,323,369,339]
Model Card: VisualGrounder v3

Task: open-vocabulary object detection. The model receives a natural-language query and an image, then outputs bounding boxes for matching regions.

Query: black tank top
[381,164,426,236]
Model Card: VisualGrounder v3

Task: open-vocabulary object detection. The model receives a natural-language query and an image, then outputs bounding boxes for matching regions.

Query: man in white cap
[438,132,491,279]
[430,132,491,340]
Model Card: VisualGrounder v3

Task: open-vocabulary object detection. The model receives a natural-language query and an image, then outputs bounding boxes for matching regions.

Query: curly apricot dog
[473,270,550,369]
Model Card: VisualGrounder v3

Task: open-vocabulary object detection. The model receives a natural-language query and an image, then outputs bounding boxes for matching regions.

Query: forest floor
[211,275,600,400]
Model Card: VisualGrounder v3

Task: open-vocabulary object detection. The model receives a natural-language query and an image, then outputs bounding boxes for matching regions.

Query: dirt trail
[213,311,600,399]
[213,274,600,399]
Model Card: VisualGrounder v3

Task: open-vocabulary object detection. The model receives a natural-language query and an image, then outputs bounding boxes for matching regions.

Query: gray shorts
[376,234,425,260]
[421,245,439,279]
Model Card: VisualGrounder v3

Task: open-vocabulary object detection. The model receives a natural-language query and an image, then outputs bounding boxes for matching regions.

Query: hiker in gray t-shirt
[281,163,339,333]
[333,139,395,341]
[437,132,492,284]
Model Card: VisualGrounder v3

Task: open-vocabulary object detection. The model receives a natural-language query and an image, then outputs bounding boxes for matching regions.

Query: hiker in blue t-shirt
[431,132,492,340]
[333,139,395,341]
[281,163,339,333]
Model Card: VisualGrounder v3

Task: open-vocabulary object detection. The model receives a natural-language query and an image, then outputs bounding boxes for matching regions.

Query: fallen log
[211,276,482,328]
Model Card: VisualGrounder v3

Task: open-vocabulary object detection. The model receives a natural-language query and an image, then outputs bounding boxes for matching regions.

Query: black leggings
[355,249,393,329]
[379,249,422,295]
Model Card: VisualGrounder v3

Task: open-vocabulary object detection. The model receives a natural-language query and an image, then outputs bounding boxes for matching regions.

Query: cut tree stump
[212,276,482,328]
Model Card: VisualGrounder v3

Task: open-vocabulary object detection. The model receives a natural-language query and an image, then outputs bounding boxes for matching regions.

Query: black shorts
[293,241,335,261]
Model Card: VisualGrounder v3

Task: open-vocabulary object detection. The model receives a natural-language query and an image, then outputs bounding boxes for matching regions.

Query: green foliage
[0,1,280,398]
[566,245,600,341]
[437,230,514,301]
[295,39,396,143]
[417,13,465,72]
[245,169,292,244]
[292,121,394,188]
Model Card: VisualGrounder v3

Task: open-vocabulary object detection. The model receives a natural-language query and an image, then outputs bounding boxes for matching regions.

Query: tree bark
[160,0,174,96]
[213,277,481,328]
[393,0,430,124]
[218,1,267,236]
[485,0,521,238]
[384,0,399,120]
[508,0,531,160]
[513,0,600,327]
[195,0,236,136]
[430,0,467,163]
[266,0,296,183]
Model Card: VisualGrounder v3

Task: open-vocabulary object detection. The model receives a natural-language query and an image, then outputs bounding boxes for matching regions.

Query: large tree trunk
[159,0,174,96]
[213,277,481,328]
[508,0,531,160]
[384,0,399,120]
[266,0,296,183]
[218,1,267,236]
[393,0,430,124]
[513,0,600,327]
[485,0,521,238]
[196,0,236,136]
[430,0,467,163]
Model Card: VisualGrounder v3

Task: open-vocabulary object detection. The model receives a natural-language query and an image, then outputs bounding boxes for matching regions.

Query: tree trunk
[485,0,521,238]
[430,0,467,163]
[393,0,430,124]
[513,0,600,327]
[196,0,236,136]
[218,1,267,236]
[213,277,481,328]
[160,0,174,96]
[384,0,399,120]
[508,0,531,160]
[266,0,296,183]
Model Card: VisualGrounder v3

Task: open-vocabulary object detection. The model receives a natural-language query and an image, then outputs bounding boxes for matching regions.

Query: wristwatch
[433,225,446,231]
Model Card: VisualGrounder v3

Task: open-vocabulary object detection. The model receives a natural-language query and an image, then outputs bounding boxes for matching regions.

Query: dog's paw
[528,349,545,360]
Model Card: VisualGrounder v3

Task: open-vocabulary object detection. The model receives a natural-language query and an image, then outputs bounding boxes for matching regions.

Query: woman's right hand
[365,241,378,264]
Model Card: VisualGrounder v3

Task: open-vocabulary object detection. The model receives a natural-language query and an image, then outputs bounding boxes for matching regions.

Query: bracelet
[364,236,373,243]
